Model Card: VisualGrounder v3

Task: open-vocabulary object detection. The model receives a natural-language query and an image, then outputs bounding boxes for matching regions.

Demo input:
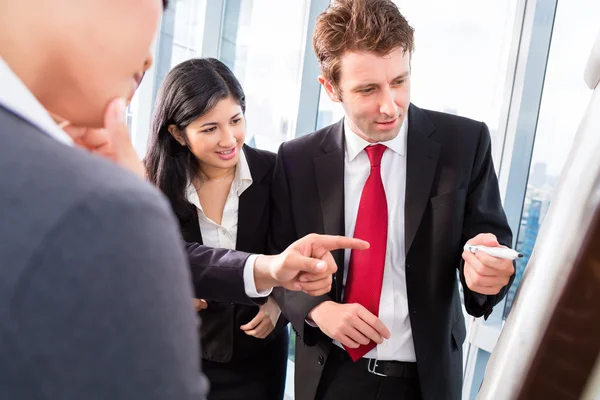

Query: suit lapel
[236,145,269,251]
[405,104,440,255]
[314,120,346,300]
[180,206,204,245]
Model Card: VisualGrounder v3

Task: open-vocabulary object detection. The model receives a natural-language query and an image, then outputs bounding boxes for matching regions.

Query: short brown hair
[313,0,414,91]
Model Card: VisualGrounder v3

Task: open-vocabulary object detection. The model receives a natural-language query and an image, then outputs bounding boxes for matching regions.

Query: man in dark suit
[0,1,368,399]
[270,1,515,399]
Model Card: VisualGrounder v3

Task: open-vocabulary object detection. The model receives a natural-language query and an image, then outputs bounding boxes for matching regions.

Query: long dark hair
[145,58,246,222]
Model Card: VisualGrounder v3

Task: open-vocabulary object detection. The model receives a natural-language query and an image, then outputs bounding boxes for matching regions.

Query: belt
[330,345,418,379]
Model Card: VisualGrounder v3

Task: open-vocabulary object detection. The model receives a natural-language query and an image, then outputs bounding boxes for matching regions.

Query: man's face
[46,0,163,127]
[321,47,411,143]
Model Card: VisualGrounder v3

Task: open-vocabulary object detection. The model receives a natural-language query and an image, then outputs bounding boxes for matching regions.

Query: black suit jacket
[181,145,286,363]
[269,104,514,400]
[185,242,260,306]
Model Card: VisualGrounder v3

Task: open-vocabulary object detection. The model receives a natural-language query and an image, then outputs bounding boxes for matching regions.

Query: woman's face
[171,97,246,172]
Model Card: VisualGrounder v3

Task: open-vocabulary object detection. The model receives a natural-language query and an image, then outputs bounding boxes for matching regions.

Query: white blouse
[185,150,253,250]
[185,150,271,298]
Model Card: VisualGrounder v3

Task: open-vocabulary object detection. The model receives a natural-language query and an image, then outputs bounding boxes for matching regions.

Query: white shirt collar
[343,115,408,162]
[185,147,254,210]
[0,57,73,146]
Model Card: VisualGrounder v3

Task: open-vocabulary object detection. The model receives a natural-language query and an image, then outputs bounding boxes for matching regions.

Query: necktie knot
[365,144,386,167]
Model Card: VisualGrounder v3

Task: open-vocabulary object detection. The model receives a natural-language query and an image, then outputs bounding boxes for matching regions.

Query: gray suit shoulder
[0,110,207,399]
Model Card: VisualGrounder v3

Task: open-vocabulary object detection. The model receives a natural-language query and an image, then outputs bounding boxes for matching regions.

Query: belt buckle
[367,358,387,377]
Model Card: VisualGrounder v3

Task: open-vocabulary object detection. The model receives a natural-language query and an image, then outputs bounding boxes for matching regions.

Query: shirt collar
[0,57,74,146]
[343,115,408,162]
[185,147,253,210]
[235,147,253,195]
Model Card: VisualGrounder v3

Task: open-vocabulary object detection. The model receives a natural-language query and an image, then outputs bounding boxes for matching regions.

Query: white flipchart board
[476,29,600,400]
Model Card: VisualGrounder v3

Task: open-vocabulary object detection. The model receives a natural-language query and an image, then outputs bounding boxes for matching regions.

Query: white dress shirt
[185,150,271,298]
[0,57,73,146]
[335,117,416,362]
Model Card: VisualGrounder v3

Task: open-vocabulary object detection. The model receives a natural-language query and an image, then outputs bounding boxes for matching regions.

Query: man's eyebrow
[350,72,411,91]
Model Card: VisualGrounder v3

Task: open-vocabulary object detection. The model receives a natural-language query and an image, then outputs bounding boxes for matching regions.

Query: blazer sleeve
[269,142,331,345]
[459,122,515,319]
[12,186,207,399]
[185,242,266,306]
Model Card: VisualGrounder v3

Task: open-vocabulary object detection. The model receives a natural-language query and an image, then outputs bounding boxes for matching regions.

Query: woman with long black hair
[145,58,288,400]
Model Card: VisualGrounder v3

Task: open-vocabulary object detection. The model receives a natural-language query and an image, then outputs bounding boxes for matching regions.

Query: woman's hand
[240,297,281,339]
[194,299,208,312]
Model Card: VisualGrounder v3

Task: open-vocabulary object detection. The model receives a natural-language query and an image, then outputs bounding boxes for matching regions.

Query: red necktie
[343,144,388,361]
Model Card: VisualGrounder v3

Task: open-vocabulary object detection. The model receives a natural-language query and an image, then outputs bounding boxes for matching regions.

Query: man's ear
[168,125,186,146]
[318,75,341,103]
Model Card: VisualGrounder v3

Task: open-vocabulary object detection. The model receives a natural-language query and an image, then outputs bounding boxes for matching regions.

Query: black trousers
[315,346,422,400]
[202,329,289,400]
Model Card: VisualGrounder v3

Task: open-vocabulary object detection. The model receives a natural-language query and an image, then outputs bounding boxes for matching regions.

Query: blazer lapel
[236,145,270,252]
[405,104,440,255]
[313,120,346,300]
[180,206,204,245]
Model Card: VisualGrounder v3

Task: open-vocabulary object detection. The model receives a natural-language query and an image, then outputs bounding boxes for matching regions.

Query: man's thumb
[288,253,327,274]
[103,98,146,179]
[480,233,499,247]
[104,98,128,143]
[303,256,327,273]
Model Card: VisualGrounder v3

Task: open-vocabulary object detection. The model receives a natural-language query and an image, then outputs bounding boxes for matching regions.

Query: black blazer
[185,242,265,306]
[180,145,286,363]
[269,104,514,400]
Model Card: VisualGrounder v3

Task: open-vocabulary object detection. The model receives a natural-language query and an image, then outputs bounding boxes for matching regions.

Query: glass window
[316,0,520,163]
[219,0,311,152]
[154,0,207,97]
[503,0,599,318]
[128,0,207,156]
[170,0,207,68]
[216,2,312,397]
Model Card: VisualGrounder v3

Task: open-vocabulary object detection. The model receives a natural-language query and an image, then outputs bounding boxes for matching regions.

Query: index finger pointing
[307,235,370,252]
